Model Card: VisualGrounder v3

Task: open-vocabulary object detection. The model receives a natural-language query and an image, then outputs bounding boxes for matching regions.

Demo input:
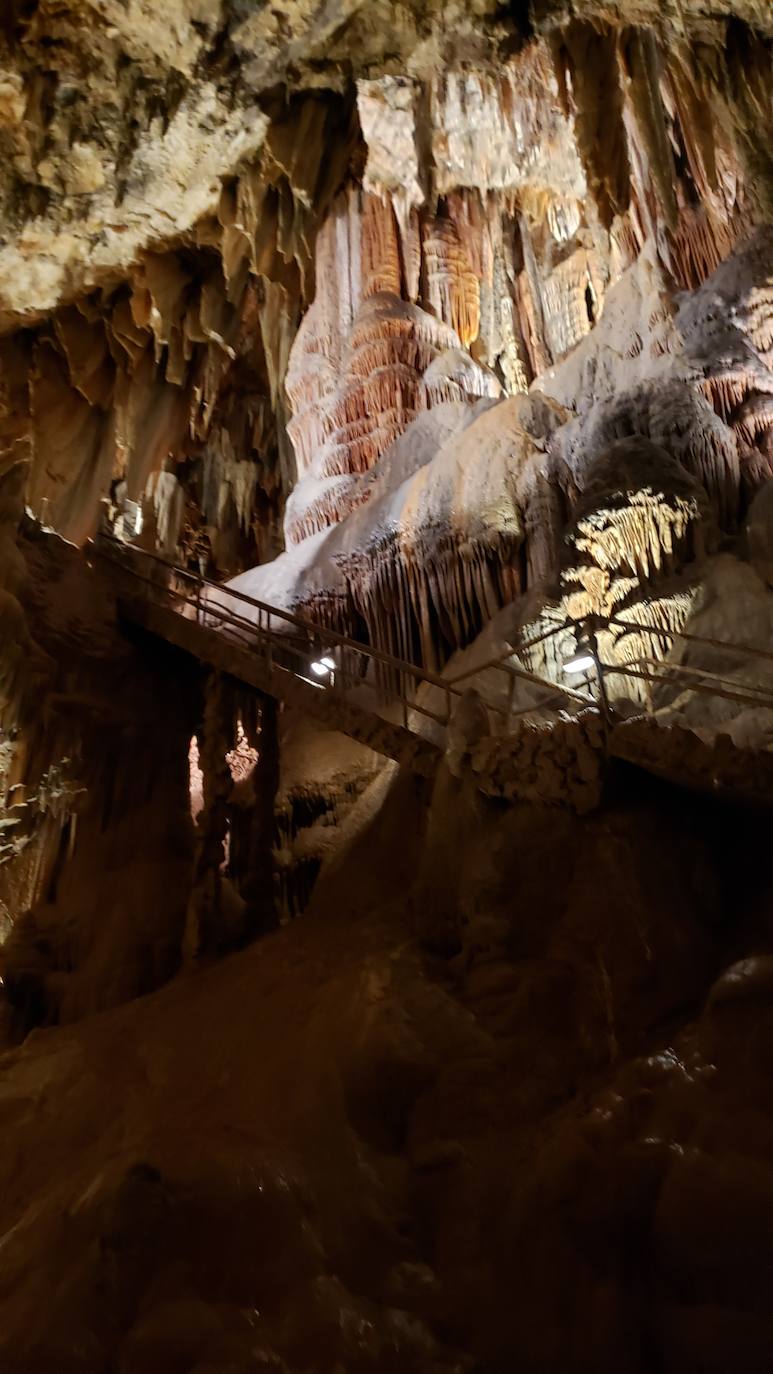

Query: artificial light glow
[563,652,595,675]
[320,655,336,671]
[310,660,330,677]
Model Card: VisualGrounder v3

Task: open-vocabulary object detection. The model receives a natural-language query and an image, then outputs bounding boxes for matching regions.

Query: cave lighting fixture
[563,646,596,675]
[310,654,336,677]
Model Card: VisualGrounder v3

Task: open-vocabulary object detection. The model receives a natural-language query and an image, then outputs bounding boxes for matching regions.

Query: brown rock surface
[1,760,770,1370]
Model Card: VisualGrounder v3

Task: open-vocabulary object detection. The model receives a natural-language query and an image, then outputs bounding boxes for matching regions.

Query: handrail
[94,534,598,740]
[94,534,469,703]
[94,536,470,733]
[603,660,773,712]
[606,613,773,667]
[600,653,773,711]
[445,651,592,706]
[130,569,455,729]
[93,533,773,745]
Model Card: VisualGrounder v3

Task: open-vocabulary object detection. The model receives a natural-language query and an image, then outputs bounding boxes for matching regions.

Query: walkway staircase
[96,537,773,807]
[97,536,590,776]
[124,590,443,775]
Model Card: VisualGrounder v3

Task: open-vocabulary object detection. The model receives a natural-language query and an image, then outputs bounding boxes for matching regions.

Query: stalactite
[551,21,631,230]
[519,468,567,590]
[597,588,699,707]
[666,51,720,207]
[422,217,481,346]
[722,21,773,222]
[666,205,740,292]
[735,393,773,448]
[611,213,643,269]
[397,204,423,302]
[186,672,237,960]
[357,76,424,219]
[143,467,186,557]
[428,47,585,203]
[540,248,605,360]
[284,217,463,545]
[241,392,568,677]
[420,350,501,409]
[561,437,711,623]
[677,229,773,489]
[361,194,403,299]
[0,93,361,560]
[284,475,371,546]
[516,272,550,380]
[621,28,678,233]
[516,213,552,376]
[228,698,279,939]
[5,16,773,763]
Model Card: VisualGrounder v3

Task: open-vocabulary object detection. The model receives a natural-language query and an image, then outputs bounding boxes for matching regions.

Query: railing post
[589,627,612,732]
[507,670,516,722]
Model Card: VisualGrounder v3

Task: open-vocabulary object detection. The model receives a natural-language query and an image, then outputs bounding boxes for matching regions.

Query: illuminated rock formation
[0,7,770,862]
[1,5,773,1369]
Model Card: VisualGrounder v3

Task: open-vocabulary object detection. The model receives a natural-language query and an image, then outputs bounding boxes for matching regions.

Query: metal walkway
[96,537,588,775]
[95,536,773,803]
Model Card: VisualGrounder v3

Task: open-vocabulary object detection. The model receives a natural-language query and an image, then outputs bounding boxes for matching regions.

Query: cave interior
[2,1,773,1370]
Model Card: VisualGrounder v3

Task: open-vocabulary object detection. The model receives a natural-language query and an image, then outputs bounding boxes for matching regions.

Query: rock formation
[1,0,773,1369]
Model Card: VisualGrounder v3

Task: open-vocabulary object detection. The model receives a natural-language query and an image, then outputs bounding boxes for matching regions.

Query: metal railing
[93,534,773,742]
[93,536,589,739]
[597,614,773,717]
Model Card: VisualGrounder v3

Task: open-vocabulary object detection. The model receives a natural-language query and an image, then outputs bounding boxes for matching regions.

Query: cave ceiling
[0,0,770,324]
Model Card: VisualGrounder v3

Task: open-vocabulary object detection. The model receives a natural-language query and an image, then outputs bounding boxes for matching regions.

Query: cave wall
[217,16,773,691]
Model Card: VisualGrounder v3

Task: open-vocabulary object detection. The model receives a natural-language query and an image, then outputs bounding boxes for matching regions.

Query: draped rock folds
[233,389,568,670]
[236,231,771,714]
[2,12,772,599]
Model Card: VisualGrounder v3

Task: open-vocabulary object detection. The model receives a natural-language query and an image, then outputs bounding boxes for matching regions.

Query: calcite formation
[0,0,770,905]
[0,8,770,621]
[1,3,773,1373]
